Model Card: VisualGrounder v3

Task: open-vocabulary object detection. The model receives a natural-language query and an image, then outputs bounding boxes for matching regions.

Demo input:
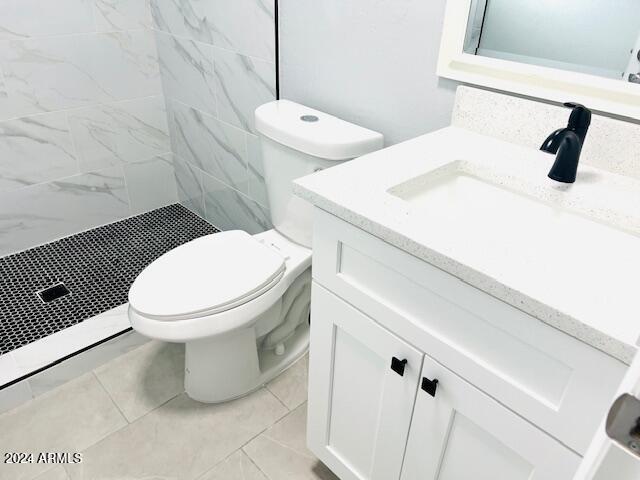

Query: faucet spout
[547,131,582,183]
[540,103,591,184]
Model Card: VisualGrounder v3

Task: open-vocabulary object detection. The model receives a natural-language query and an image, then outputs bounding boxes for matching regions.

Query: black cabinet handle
[391,357,408,376]
[421,377,439,397]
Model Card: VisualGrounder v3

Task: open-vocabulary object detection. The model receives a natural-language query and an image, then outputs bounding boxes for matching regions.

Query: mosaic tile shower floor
[0,204,219,356]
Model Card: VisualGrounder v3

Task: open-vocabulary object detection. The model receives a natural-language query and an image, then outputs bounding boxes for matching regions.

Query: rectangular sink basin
[388,161,637,243]
[387,161,640,330]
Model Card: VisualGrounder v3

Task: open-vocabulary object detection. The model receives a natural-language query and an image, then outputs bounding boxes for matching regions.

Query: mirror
[437,0,640,119]
[463,0,640,84]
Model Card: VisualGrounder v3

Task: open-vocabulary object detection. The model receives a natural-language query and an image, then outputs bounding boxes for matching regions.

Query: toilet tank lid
[255,100,384,161]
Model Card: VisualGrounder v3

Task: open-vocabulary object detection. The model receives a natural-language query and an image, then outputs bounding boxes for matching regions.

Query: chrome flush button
[300,115,319,123]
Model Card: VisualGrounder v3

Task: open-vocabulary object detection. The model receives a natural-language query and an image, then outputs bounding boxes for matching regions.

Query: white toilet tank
[255,100,383,247]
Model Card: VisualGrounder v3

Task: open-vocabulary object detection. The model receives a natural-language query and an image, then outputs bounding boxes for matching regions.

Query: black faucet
[540,102,591,183]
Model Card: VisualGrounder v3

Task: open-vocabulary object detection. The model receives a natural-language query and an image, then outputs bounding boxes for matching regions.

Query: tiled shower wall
[152,0,277,234]
[0,1,277,257]
[0,1,178,257]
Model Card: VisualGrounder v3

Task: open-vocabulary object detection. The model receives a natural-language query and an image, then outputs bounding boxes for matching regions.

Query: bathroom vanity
[295,126,640,479]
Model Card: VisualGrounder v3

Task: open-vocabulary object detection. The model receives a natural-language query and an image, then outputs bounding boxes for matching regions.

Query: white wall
[279,0,458,146]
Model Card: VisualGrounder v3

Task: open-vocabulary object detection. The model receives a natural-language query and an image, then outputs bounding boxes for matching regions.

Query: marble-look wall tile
[0,167,130,256]
[170,100,248,192]
[0,68,7,98]
[156,31,217,116]
[207,0,275,61]
[94,0,153,32]
[0,31,161,118]
[90,31,162,100]
[150,0,210,42]
[151,0,275,61]
[247,133,269,207]
[213,48,276,133]
[174,155,205,217]
[202,172,271,234]
[0,0,95,40]
[124,154,178,214]
[0,113,78,192]
[69,96,170,172]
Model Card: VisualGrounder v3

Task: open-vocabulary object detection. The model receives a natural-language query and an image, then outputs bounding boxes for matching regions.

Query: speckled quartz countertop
[294,127,640,364]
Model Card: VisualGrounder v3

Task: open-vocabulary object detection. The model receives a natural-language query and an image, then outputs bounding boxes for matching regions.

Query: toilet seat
[128,231,286,321]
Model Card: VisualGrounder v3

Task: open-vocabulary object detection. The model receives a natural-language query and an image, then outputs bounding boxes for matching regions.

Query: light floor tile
[0,381,33,415]
[33,466,69,480]
[0,373,126,480]
[198,450,267,480]
[266,354,308,411]
[28,328,150,398]
[93,340,185,422]
[66,389,288,480]
[244,404,338,480]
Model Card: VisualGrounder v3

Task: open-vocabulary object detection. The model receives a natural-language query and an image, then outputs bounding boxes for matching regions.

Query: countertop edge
[294,182,636,365]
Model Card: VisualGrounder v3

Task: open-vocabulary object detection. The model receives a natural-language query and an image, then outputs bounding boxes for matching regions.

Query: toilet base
[184,320,310,404]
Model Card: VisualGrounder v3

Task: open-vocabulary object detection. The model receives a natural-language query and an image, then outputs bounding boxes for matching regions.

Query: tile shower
[0,0,277,388]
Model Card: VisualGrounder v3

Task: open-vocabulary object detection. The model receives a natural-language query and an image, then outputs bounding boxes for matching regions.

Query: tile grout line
[251,402,317,460]
[91,371,131,425]
[265,383,292,412]
[53,373,133,477]
[244,447,273,480]
[182,386,292,480]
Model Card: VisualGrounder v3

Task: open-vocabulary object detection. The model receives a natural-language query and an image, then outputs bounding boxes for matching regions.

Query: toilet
[128,100,384,403]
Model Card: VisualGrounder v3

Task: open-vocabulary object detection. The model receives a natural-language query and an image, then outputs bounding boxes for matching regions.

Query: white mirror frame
[437,0,640,120]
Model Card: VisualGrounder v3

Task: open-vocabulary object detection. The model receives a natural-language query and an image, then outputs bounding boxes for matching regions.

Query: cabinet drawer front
[312,209,626,454]
[307,284,423,480]
[401,355,581,480]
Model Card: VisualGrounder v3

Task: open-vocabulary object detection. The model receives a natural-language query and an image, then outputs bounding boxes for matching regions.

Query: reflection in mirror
[463,0,640,84]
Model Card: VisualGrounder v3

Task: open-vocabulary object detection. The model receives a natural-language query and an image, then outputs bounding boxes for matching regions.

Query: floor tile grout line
[91,371,131,425]
[260,429,318,460]
[265,383,291,412]
[183,386,292,480]
[91,343,186,425]
[228,399,310,478]
[45,372,132,473]
[243,447,273,480]
[216,388,292,456]
[256,402,317,460]
[64,373,186,473]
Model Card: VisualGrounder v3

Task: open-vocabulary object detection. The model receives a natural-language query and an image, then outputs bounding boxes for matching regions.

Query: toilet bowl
[128,100,383,403]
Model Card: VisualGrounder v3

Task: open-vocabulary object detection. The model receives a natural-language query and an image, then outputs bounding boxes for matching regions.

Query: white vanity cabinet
[307,284,423,480]
[401,356,580,480]
[307,209,628,480]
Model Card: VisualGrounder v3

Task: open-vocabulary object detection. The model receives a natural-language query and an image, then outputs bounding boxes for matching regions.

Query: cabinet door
[401,355,581,480]
[308,284,423,480]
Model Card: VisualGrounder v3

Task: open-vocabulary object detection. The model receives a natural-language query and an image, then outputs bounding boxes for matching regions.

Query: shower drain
[36,283,71,304]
